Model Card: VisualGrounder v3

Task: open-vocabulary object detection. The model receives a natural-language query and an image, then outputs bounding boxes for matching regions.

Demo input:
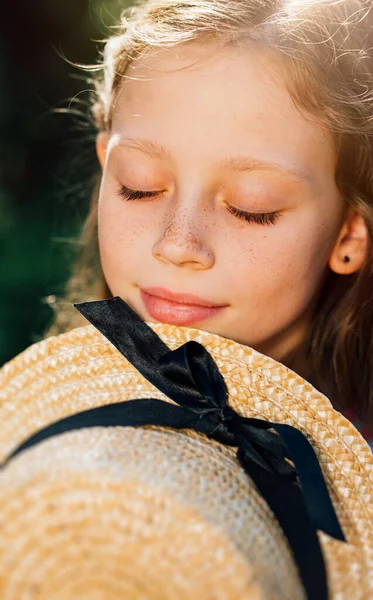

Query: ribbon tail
[74,297,170,366]
[270,423,345,542]
[74,298,199,404]
[75,298,228,413]
[237,448,329,600]
[235,430,281,473]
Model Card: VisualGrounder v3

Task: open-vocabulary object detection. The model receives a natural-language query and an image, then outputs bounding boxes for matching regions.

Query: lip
[140,287,227,326]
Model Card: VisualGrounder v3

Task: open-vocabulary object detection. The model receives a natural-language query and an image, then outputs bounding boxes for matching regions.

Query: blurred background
[0,1,131,366]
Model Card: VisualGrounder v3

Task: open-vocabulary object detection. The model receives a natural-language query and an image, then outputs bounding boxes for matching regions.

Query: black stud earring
[343,256,351,263]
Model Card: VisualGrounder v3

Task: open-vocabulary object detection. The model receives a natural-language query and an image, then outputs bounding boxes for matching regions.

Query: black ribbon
[1,297,345,600]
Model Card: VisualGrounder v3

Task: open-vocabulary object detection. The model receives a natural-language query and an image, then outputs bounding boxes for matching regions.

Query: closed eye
[117,185,164,201]
[117,185,281,226]
[225,203,281,226]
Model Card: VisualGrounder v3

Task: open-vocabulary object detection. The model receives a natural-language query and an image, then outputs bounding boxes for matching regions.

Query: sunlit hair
[44,0,373,421]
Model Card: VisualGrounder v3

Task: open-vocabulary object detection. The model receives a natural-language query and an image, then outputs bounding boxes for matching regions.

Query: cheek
[98,198,128,266]
[99,180,164,242]
[97,192,161,289]
[98,194,132,283]
[223,218,329,304]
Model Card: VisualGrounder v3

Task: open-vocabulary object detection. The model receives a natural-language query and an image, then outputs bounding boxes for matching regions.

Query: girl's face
[96,43,346,361]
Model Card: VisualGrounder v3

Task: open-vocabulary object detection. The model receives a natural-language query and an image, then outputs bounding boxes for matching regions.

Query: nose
[152,204,215,270]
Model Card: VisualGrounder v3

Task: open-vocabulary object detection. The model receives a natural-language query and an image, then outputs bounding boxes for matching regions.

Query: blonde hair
[44,0,373,421]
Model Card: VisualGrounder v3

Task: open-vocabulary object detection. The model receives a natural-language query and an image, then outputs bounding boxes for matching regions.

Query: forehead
[111,42,335,184]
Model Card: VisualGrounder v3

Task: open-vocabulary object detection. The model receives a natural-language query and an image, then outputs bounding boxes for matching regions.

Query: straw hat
[0,296,372,600]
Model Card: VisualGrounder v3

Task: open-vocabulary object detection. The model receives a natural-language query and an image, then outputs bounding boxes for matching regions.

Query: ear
[328,206,369,274]
[96,132,110,170]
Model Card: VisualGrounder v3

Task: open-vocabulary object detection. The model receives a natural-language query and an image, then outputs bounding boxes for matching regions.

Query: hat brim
[0,321,372,598]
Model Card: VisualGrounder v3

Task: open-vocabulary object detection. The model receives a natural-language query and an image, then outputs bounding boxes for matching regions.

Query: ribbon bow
[2,297,345,600]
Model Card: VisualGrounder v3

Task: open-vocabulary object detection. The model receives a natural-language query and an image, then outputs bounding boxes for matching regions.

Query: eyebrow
[111,137,317,188]
[111,137,171,161]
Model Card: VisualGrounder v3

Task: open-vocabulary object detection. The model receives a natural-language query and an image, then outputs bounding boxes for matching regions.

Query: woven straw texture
[0,426,306,599]
[0,322,373,599]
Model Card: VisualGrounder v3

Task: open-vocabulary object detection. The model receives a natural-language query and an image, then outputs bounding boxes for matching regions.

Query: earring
[343,256,351,263]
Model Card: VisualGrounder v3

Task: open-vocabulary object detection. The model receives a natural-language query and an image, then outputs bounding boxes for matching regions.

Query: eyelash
[117,185,161,201]
[224,203,280,226]
[117,185,281,226]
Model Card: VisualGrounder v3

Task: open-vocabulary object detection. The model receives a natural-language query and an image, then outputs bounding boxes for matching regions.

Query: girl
[45,0,373,445]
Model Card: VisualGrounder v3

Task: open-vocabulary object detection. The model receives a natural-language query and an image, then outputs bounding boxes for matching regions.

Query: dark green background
[0,1,130,366]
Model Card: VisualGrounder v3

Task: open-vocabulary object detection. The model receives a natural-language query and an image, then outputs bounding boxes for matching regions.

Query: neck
[282,341,315,384]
